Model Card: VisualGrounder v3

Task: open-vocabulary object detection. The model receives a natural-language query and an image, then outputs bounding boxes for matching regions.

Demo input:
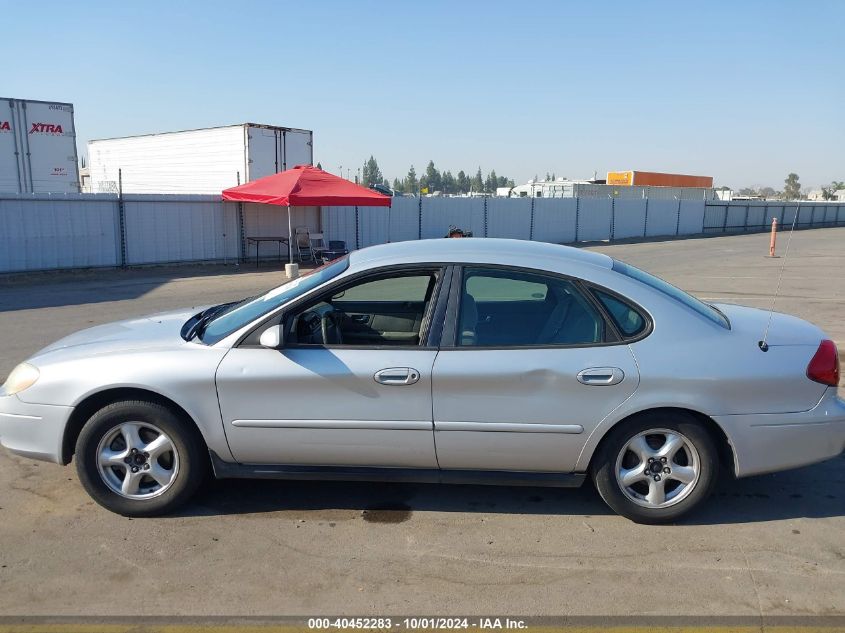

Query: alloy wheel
[96,422,180,499]
[614,427,701,509]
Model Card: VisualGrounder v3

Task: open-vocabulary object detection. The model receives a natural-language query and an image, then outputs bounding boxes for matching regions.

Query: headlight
[0,363,40,396]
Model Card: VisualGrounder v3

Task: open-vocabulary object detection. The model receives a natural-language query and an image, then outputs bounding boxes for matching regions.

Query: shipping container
[0,98,80,193]
[88,123,313,194]
[607,170,713,188]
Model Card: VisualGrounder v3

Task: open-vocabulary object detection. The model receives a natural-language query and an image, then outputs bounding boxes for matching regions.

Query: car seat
[459,293,479,346]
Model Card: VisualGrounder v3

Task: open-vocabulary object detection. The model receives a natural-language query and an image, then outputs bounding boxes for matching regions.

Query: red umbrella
[223,165,391,262]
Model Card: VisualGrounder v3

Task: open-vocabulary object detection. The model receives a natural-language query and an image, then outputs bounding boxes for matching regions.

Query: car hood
[713,303,826,346]
[30,306,208,361]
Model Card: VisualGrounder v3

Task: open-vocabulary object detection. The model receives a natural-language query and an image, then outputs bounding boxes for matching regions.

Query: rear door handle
[374,367,420,386]
[576,367,624,386]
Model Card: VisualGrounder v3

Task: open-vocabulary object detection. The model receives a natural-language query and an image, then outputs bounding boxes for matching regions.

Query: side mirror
[259,324,284,349]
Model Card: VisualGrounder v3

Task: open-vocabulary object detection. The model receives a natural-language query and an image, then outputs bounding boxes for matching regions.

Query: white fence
[1,192,844,273]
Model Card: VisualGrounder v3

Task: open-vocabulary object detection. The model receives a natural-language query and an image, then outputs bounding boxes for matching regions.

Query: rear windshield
[611,260,729,329]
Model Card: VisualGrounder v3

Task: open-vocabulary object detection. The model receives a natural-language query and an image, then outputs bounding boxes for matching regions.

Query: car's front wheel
[75,399,207,516]
[591,412,719,524]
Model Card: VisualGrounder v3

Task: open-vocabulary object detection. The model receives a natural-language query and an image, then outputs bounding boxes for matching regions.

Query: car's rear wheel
[75,399,207,517]
[591,411,719,524]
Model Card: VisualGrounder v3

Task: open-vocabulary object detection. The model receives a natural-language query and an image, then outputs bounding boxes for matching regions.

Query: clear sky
[3,0,843,189]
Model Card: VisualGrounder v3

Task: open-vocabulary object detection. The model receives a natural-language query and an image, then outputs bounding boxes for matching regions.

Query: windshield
[199,256,350,345]
[611,259,730,329]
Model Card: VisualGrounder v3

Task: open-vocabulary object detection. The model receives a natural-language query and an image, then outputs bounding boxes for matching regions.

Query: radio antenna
[758,201,800,352]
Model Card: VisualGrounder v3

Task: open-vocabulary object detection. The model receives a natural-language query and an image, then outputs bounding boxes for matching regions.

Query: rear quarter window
[592,289,647,338]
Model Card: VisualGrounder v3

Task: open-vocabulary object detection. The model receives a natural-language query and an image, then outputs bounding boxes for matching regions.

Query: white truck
[0,98,80,193]
[88,123,313,194]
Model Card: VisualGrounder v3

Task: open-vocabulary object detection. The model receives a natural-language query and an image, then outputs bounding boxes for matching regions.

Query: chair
[294,226,313,262]
[320,240,349,264]
[310,232,327,261]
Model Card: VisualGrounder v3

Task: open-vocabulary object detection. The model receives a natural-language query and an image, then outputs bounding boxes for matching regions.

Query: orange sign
[606,171,634,186]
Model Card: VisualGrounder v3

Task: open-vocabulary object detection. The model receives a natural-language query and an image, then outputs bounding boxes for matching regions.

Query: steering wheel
[320,311,344,345]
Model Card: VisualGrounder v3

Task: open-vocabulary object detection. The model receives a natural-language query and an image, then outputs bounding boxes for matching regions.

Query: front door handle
[374,367,421,386]
[576,367,624,386]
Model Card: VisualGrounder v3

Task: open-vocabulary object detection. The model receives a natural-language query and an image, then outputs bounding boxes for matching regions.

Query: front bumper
[0,395,72,464]
[714,389,845,478]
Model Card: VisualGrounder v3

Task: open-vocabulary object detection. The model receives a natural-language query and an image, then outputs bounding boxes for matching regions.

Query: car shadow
[181,477,612,521]
[686,456,845,525]
[175,456,844,524]
[0,262,300,313]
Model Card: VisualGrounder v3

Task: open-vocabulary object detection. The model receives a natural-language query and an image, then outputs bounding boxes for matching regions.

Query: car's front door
[432,266,640,472]
[216,267,445,467]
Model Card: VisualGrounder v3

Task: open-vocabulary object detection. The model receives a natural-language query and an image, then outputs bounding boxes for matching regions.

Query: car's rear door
[432,265,640,473]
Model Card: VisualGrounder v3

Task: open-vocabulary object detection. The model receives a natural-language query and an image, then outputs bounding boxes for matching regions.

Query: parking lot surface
[0,228,843,616]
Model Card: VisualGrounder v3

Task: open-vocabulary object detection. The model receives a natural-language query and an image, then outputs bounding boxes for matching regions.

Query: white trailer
[88,123,313,194]
[0,98,80,193]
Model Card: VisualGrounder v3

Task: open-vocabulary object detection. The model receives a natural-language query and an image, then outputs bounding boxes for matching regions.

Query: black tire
[75,399,208,517]
[591,411,719,524]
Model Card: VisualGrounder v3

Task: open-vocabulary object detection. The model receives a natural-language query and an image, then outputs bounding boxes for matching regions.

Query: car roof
[348,238,613,270]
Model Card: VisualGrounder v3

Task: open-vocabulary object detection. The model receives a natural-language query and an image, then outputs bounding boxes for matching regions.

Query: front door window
[287,271,438,347]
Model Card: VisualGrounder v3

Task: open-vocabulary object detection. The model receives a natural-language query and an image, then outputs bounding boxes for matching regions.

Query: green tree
[471,168,484,193]
[392,177,404,194]
[405,165,418,193]
[425,160,442,193]
[821,180,844,200]
[783,173,801,200]
[442,170,456,194]
[485,170,498,193]
[361,156,383,187]
[456,170,470,193]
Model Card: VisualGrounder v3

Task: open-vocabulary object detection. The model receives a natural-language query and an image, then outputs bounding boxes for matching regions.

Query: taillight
[806,339,840,386]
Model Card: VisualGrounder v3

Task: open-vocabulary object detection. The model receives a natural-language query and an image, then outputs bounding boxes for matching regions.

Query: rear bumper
[0,395,72,464]
[714,389,845,478]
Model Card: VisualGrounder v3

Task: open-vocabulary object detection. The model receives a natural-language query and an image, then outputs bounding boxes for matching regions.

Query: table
[245,236,289,267]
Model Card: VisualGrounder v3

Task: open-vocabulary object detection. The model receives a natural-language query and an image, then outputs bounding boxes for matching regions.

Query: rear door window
[458,268,605,347]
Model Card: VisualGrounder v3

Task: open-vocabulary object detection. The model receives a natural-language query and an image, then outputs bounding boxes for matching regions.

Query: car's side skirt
[209,451,586,488]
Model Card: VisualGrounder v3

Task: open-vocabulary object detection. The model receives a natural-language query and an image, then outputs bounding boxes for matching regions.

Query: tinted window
[291,272,437,346]
[458,268,604,347]
[466,275,547,301]
[335,275,432,303]
[611,260,729,329]
[593,290,647,338]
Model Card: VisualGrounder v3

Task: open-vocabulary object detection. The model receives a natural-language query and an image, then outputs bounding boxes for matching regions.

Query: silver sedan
[1,239,843,523]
